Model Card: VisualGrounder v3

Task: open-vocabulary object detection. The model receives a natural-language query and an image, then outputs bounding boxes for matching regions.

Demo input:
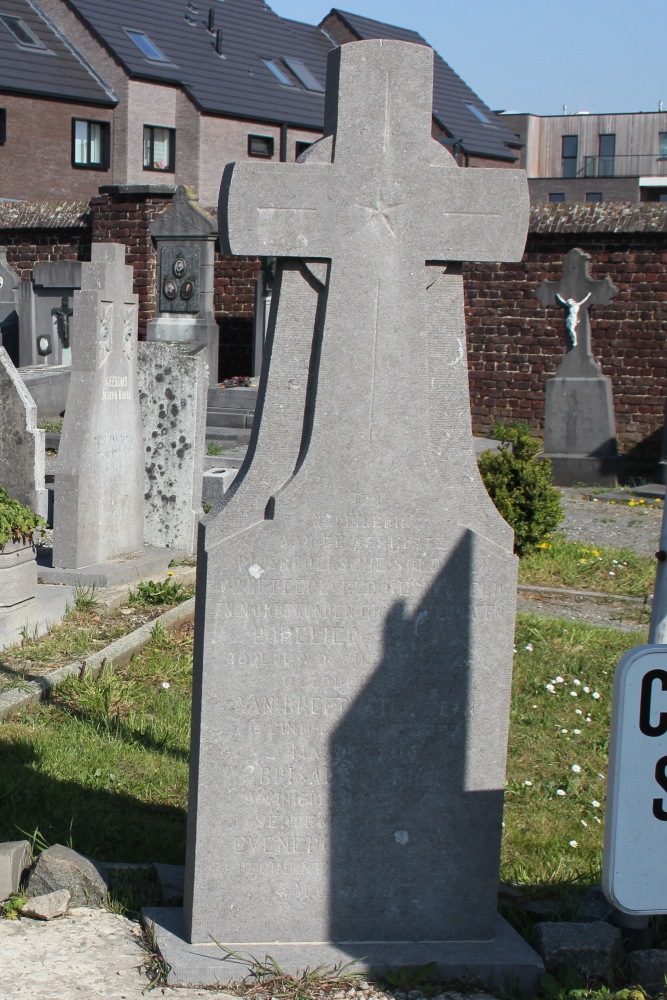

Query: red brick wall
[464,203,667,465]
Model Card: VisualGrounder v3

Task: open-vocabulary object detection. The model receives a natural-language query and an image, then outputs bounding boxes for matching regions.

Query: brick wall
[464,203,667,466]
[0,202,91,278]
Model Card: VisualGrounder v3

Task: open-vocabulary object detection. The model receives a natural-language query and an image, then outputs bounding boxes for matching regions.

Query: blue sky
[270,0,664,117]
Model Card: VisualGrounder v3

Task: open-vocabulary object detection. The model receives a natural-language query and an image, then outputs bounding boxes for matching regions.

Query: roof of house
[328,9,520,161]
[0,0,115,104]
[64,0,331,129]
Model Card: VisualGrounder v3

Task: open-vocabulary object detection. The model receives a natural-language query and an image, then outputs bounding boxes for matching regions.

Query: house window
[248,134,274,158]
[72,119,109,169]
[0,109,5,146]
[143,126,174,171]
[659,132,667,158]
[598,134,615,177]
[586,192,603,202]
[262,58,295,86]
[549,192,565,202]
[295,140,312,160]
[125,28,170,62]
[561,135,578,178]
[0,14,46,49]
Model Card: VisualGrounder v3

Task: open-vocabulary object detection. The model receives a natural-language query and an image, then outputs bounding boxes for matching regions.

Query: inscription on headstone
[147,39,540,990]
[51,244,144,569]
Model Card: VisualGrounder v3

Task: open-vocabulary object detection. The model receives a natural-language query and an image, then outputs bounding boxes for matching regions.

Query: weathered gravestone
[0,347,48,519]
[537,248,619,486]
[47,244,174,585]
[0,251,20,367]
[138,341,207,555]
[147,187,219,386]
[146,39,541,989]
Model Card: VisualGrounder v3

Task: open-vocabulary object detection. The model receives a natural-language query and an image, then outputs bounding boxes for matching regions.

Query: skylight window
[262,58,295,87]
[466,104,496,126]
[282,57,324,93]
[124,28,169,63]
[0,15,46,49]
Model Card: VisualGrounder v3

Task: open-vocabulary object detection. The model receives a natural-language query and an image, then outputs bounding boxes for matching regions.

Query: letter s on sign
[639,669,667,737]
[654,756,667,821]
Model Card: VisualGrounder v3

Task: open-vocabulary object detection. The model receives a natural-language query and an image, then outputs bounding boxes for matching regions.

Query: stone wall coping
[530,202,667,235]
[0,201,90,230]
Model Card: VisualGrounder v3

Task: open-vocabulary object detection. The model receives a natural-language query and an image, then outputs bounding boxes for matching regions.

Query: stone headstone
[138,341,207,554]
[0,347,48,519]
[51,244,144,570]
[147,39,541,991]
[18,259,82,368]
[0,250,20,367]
[147,187,220,386]
[537,248,619,486]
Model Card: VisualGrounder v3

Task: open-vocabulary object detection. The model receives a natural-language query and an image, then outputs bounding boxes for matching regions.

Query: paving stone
[20,889,70,920]
[626,949,667,989]
[532,920,622,981]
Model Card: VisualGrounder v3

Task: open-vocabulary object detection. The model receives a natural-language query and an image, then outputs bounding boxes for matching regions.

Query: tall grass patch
[519,534,655,597]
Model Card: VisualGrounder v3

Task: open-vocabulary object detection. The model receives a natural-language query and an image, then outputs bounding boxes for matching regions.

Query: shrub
[478,424,563,556]
[0,486,45,548]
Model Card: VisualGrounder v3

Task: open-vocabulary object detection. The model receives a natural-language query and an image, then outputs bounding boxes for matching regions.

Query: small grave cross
[537,248,617,377]
[51,295,73,348]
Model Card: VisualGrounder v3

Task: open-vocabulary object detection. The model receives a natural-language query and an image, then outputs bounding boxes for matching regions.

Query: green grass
[502,614,636,886]
[519,533,655,597]
[0,624,192,862]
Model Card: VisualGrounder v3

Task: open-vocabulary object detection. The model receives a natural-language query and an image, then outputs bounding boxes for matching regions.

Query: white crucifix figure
[556,291,591,347]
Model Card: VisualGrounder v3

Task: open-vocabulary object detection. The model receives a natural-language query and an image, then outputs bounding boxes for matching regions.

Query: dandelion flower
[166,570,175,576]
[569,840,578,848]
[571,764,581,773]
[556,789,566,797]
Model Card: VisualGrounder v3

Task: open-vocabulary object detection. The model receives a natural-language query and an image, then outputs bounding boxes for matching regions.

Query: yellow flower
[166,571,174,577]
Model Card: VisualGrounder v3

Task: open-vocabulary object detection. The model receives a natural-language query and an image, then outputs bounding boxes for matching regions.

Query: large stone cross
[220,39,527,467]
[537,247,618,377]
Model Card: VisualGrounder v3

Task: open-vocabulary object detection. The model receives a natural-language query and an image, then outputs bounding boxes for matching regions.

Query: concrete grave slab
[148,39,538,991]
[138,341,207,555]
[50,244,155,577]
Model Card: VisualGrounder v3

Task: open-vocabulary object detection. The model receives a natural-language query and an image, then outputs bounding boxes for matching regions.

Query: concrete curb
[518,583,648,604]
[0,597,196,722]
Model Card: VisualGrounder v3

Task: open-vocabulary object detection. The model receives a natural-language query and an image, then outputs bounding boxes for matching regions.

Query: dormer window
[124,28,170,63]
[0,14,46,49]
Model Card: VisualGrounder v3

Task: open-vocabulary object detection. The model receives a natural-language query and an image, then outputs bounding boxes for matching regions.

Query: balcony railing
[568,153,667,179]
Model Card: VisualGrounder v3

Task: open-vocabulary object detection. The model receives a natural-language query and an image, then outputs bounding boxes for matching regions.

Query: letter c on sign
[639,669,667,736]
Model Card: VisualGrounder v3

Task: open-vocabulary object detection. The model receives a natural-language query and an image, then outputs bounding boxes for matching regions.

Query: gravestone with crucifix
[145,39,541,990]
[537,248,619,486]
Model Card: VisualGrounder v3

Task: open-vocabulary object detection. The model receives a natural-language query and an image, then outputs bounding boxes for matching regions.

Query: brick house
[0,0,521,205]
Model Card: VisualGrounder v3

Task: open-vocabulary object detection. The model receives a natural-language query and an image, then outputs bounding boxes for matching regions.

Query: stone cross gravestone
[146,39,540,990]
[138,341,208,555]
[0,346,47,519]
[51,244,144,570]
[537,248,619,486]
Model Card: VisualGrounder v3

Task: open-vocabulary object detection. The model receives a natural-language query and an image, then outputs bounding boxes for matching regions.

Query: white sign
[603,644,667,914]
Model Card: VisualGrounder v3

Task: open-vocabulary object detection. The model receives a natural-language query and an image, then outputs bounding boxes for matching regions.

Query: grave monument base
[144,908,544,994]
[544,453,618,488]
[0,583,75,652]
[544,376,618,487]
[37,547,182,588]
